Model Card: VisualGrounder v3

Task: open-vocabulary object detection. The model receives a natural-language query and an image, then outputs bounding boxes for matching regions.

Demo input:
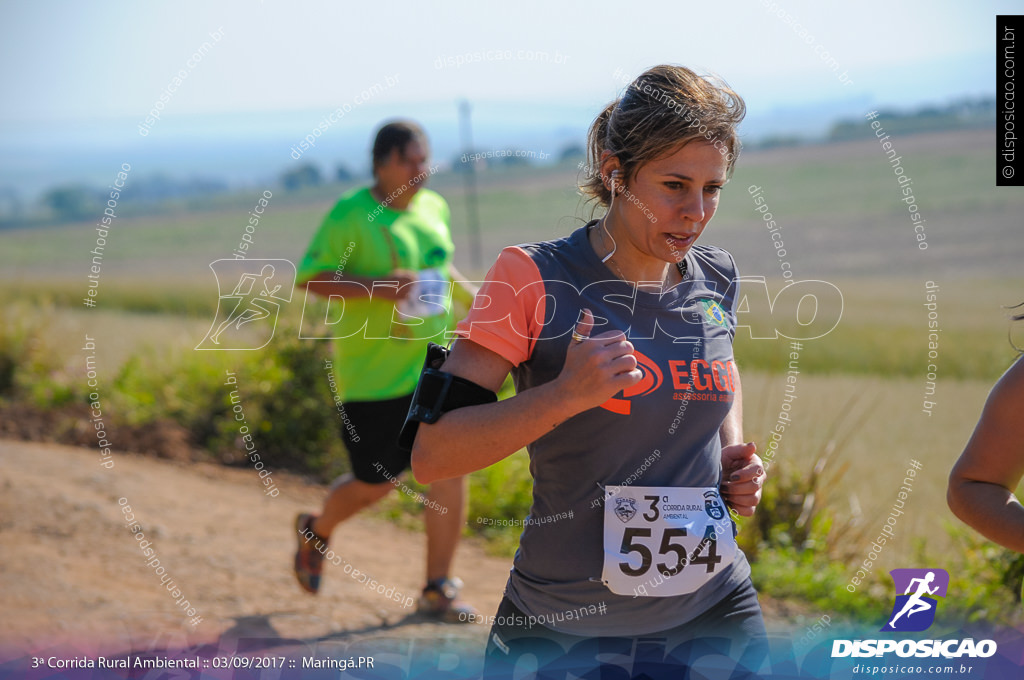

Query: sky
[0,0,1006,122]
[0,0,1013,198]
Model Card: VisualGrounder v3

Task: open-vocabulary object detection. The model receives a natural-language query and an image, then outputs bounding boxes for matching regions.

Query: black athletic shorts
[482,579,767,678]
[336,392,415,484]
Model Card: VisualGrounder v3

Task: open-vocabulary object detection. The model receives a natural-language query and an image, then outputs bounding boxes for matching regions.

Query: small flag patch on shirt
[700,299,729,327]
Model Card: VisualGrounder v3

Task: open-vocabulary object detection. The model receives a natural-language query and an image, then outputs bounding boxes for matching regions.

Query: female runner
[413,65,768,676]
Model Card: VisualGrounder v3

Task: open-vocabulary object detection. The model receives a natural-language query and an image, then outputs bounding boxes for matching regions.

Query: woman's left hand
[720,442,765,517]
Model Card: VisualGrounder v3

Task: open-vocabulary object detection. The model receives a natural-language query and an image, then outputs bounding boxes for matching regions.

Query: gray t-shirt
[455,223,751,636]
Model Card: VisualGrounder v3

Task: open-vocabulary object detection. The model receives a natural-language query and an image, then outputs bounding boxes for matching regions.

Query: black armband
[397,342,497,451]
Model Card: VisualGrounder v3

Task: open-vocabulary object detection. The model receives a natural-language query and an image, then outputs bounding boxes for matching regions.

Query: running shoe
[294,513,328,594]
[417,577,479,623]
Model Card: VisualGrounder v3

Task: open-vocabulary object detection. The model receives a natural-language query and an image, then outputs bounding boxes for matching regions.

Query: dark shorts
[337,392,415,484]
[483,579,767,678]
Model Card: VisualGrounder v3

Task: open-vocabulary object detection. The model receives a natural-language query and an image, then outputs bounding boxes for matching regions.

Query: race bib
[397,267,449,320]
[601,486,736,597]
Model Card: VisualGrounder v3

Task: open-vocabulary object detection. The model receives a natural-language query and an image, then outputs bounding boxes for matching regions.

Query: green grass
[5,131,1021,278]
[718,140,1014,223]
[367,362,1023,625]
[4,130,1023,625]
[4,282,1021,625]
[733,277,1024,380]
[3,276,1019,382]
[4,130,1021,384]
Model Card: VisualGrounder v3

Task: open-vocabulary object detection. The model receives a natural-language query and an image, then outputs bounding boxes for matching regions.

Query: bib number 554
[619,525,722,577]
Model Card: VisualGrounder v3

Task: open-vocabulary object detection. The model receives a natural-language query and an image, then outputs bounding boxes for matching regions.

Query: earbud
[602,169,622,264]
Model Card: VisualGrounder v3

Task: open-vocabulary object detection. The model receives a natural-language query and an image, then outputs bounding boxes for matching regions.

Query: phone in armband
[397,341,497,451]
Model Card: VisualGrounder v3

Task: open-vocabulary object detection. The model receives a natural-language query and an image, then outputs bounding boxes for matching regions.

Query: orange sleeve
[454,246,545,366]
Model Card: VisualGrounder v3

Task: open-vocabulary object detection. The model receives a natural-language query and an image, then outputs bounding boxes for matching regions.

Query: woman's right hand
[554,308,643,414]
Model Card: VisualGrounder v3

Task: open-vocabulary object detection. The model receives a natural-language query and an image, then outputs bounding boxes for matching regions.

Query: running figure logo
[196,259,295,350]
[881,568,949,632]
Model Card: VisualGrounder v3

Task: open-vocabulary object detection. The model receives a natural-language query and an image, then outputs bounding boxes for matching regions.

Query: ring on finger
[572,332,586,344]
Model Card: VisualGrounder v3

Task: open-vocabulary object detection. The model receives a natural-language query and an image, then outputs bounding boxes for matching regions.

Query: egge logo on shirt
[599,351,737,415]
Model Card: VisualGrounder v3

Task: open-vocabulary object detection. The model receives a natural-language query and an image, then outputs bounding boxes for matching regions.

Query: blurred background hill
[2,0,1023,659]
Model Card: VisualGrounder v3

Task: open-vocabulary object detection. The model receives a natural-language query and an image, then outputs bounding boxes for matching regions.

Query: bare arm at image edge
[947,356,1024,553]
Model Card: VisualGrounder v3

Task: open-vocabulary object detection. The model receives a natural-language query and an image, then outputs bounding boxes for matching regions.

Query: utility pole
[458,99,483,271]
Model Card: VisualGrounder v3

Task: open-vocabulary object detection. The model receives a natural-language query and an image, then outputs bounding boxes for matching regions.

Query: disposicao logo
[831,567,997,660]
[882,568,948,632]
[196,260,295,350]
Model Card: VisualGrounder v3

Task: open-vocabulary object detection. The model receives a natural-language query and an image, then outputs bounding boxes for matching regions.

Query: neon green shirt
[297,186,455,401]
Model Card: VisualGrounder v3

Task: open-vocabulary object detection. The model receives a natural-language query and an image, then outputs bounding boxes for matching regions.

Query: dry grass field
[2,128,1022,632]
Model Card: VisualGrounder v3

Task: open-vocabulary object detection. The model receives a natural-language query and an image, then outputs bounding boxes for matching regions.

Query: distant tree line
[745,97,997,151]
[41,175,230,221]
[828,96,995,142]
[6,98,994,226]
[25,145,585,224]
[20,162,359,225]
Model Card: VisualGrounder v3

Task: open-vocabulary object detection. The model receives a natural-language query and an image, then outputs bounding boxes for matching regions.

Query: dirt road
[0,439,513,667]
[0,439,802,678]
